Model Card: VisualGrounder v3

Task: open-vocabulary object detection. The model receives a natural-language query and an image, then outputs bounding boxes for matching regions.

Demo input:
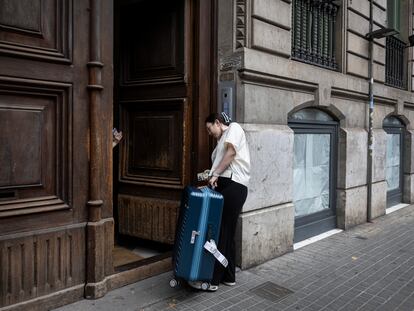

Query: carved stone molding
[236,0,247,49]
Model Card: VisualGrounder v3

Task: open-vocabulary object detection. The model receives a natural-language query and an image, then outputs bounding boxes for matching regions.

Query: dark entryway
[112,0,216,271]
[289,108,338,243]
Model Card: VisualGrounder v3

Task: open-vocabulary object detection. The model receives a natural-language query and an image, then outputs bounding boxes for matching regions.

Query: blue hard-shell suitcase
[170,186,224,289]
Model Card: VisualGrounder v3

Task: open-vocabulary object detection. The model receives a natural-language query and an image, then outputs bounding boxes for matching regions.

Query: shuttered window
[387,0,401,34]
[385,0,406,89]
[291,0,339,70]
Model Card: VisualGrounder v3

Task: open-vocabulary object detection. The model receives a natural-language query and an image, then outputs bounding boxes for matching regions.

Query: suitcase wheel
[169,278,179,288]
[201,282,209,291]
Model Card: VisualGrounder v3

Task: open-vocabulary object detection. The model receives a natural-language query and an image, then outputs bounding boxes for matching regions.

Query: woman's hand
[208,175,218,189]
[112,128,123,148]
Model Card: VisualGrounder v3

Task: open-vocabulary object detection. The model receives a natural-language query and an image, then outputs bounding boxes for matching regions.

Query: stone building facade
[216,0,414,268]
[1,0,413,309]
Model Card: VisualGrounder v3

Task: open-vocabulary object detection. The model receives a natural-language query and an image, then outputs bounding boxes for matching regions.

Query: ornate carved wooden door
[115,0,196,244]
[0,0,115,307]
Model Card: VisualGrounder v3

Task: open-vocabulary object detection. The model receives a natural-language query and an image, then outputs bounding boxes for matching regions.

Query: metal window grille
[385,36,406,89]
[292,0,339,70]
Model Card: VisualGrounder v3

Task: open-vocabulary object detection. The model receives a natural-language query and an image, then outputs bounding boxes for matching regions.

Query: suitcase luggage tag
[203,239,228,267]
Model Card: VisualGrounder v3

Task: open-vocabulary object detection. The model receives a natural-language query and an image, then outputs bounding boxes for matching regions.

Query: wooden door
[0,0,113,308]
[114,0,213,245]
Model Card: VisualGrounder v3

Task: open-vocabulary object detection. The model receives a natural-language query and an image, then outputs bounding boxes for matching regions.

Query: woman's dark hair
[205,112,232,126]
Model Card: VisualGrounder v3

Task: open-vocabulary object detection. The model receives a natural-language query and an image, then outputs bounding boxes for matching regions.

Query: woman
[190,112,250,292]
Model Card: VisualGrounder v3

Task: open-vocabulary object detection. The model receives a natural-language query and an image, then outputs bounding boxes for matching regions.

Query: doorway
[112,0,215,272]
[383,116,404,208]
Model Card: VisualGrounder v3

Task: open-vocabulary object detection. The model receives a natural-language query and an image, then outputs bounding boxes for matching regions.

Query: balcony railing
[292,0,339,70]
[385,36,406,89]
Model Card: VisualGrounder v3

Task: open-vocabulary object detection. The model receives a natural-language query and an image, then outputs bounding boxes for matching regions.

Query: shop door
[114,0,201,246]
[384,116,404,207]
[289,109,338,243]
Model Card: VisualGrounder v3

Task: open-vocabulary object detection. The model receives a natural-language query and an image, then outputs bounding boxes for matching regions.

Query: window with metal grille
[385,0,406,89]
[291,0,339,70]
[385,36,406,89]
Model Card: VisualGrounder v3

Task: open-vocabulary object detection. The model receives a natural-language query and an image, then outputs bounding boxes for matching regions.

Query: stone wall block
[236,203,294,269]
[374,0,386,9]
[348,32,369,58]
[338,128,368,189]
[373,63,385,83]
[404,130,414,174]
[243,124,294,212]
[347,53,368,79]
[348,0,369,17]
[373,44,386,65]
[403,173,414,203]
[373,129,387,182]
[373,4,387,26]
[243,84,314,124]
[251,19,290,56]
[337,186,367,229]
[371,181,387,219]
[348,11,369,37]
[252,0,290,29]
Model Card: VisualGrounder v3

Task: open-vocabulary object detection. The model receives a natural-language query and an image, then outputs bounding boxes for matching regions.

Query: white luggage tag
[203,239,228,267]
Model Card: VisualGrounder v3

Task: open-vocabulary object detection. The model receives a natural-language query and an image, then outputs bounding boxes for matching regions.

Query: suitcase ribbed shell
[173,186,224,282]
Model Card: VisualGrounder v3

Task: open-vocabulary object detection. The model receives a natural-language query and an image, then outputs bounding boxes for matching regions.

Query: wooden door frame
[107,0,218,291]
[192,0,218,179]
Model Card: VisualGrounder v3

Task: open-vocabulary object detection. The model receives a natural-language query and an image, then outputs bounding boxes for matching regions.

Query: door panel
[121,0,184,84]
[115,0,191,244]
[0,0,90,307]
[0,0,71,62]
[120,100,186,185]
[0,80,70,217]
[0,0,72,218]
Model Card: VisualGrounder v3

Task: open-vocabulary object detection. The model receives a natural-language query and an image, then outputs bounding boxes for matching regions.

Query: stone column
[371,129,387,218]
[337,128,368,229]
[403,130,414,203]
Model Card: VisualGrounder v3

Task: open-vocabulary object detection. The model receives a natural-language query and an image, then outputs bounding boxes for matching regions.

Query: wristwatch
[212,172,220,177]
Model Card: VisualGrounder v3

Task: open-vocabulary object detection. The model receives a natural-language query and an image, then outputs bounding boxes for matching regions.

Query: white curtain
[293,134,331,217]
[386,133,400,191]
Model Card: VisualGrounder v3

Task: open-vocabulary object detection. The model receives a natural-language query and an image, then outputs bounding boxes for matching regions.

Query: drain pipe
[367,0,374,222]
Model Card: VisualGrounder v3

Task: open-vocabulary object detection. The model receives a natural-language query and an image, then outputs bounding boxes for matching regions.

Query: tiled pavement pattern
[55,206,414,311]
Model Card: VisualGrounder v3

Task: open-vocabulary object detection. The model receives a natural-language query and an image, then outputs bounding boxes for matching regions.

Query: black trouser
[212,177,248,285]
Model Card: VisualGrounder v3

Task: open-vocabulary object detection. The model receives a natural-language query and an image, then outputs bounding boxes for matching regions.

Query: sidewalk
[55,206,414,311]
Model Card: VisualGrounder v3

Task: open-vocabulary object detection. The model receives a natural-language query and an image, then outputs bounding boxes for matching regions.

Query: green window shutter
[387,0,401,33]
